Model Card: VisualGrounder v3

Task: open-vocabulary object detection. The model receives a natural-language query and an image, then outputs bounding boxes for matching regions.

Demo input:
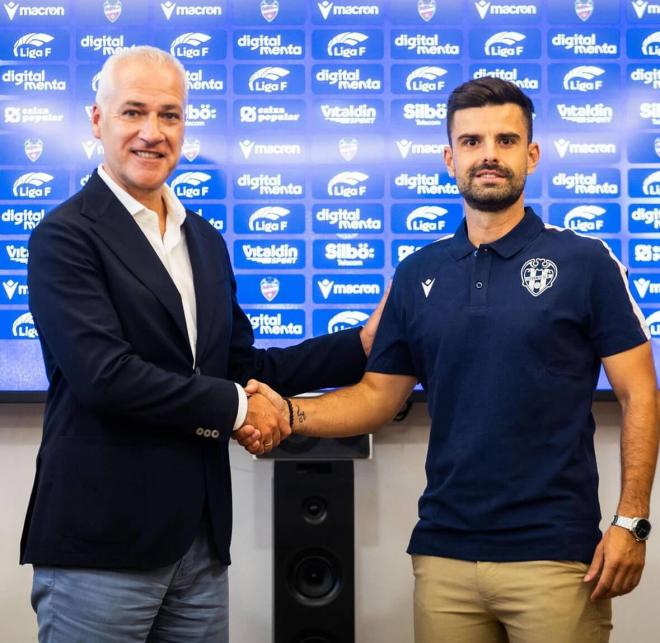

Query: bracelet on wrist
[284,397,294,432]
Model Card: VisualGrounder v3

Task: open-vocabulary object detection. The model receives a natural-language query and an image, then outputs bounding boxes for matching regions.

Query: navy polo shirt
[367,208,649,563]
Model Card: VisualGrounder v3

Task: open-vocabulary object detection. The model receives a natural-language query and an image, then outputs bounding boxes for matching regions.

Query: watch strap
[612,514,635,530]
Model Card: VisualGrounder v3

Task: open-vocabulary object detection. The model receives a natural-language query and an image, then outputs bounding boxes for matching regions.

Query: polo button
[211,430,220,439]
[204,429,212,438]
[475,281,483,289]
[196,427,204,436]
[473,250,478,256]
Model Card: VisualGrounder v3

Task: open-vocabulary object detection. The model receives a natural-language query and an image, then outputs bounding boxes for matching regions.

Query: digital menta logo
[0,206,45,232]
[235,32,304,58]
[549,30,619,57]
[392,172,459,197]
[246,311,304,339]
[471,64,540,91]
[630,205,660,232]
[235,172,304,198]
[550,170,619,197]
[391,31,461,58]
[313,65,383,92]
[313,204,383,232]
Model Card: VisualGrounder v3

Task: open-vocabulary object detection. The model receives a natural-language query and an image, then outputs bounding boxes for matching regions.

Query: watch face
[634,518,652,540]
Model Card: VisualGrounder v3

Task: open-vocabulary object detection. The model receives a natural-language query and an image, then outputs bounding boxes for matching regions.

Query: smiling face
[444,103,539,214]
[91,57,185,210]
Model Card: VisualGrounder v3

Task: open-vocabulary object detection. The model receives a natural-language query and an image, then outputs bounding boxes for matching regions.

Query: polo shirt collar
[450,207,544,260]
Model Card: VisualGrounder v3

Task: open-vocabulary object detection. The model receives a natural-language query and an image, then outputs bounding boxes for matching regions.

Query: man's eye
[162,113,181,121]
[122,110,140,118]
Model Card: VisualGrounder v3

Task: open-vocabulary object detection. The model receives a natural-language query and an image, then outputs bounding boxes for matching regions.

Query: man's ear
[526,141,541,175]
[444,145,455,177]
[91,104,102,141]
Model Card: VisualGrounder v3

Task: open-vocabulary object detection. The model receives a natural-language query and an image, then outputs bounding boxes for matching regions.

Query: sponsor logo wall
[1,0,659,391]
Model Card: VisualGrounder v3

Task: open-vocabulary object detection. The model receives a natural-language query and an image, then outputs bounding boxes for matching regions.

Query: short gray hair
[95,45,188,108]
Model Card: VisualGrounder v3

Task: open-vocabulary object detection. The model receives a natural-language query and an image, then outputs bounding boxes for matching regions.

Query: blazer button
[204,429,212,438]
[211,430,220,439]
[194,367,202,375]
[196,427,204,436]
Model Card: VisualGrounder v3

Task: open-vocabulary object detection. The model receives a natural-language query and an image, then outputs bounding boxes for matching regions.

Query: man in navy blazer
[21,46,379,642]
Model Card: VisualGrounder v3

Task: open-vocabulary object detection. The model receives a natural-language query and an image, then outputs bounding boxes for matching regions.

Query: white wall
[1,402,658,643]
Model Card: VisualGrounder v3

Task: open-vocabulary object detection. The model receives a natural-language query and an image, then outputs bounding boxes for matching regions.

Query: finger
[591,564,615,601]
[584,542,604,583]
[244,379,260,395]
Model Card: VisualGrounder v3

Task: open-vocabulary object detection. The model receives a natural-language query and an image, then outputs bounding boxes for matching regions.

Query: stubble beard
[457,162,527,213]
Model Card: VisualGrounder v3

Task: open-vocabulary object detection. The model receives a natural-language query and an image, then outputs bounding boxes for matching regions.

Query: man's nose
[139,113,165,143]
[482,138,499,161]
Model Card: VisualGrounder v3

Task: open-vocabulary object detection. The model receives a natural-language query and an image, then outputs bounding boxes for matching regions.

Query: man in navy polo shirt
[237,78,658,642]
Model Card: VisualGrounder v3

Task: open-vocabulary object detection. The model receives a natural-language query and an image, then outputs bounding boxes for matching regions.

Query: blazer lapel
[80,172,192,359]
[183,213,220,362]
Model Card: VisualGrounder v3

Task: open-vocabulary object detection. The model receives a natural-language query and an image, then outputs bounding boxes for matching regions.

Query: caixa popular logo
[235,100,305,129]
[392,239,434,267]
[548,204,620,233]
[391,204,462,234]
[551,100,617,127]
[1,66,68,94]
[0,205,46,233]
[315,100,381,128]
[470,29,541,58]
[391,100,447,129]
[313,204,383,233]
[313,240,383,269]
[313,310,372,337]
[186,66,226,95]
[548,29,619,58]
[312,65,383,93]
[471,64,540,92]
[629,169,660,197]
[630,275,660,304]
[313,170,383,199]
[77,33,137,60]
[1,277,29,305]
[168,32,224,60]
[313,275,384,304]
[189,203,226,233]
[2,170,66,200]
[235,65,304,95]
[549,63,619,93]
[236,275,305,304]
[0,311,38,340]
[472,1,540,22]
[312,29,383,59]
[245,311,305,340]
[158,1,225,22]
[234,31,304,59]
[0,241,29,268]
[234,204,305,234]
[234,171,305,199]
[314,1,382,24]
[549,169,620,198]
[631,240,660,268]
[630,205,660,233]
[391,64,461,94]
[550,135,619,162]
[169,170,225,200]
[392,171,459,198]
[4,102,66,127]
[391,30,462,59]
[234,241,305,269]
[627,29,660,57]
[628,65,660,90]
[236,273,305,304]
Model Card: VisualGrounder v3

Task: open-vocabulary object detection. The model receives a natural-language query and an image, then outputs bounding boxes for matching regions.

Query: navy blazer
[21,171,367,569]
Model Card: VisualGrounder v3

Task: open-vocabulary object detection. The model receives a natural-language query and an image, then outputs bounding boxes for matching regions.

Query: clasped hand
[233,380,289,455]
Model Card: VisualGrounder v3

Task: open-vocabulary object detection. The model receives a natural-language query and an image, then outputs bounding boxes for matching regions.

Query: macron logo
[4,1,18,20]
[554,138,570,158]
[475,1,490,19]
[239,139,256,159]
[161,1,176,20]
[318,278,335,299]
[421,278,435,298]
[396,139,413,158]
[634,277,651,298]
[632,1,648,18]
[2,279,18,300]
[318,0,333,20]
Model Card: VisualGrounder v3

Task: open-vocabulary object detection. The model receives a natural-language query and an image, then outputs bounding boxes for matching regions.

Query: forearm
[290,374,416,438]
[618,388,659,516]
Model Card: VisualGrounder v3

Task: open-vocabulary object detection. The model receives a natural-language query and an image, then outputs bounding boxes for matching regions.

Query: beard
[456,162,526,213]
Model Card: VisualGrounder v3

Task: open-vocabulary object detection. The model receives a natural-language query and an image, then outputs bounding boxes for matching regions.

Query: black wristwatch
[611,515,652,542]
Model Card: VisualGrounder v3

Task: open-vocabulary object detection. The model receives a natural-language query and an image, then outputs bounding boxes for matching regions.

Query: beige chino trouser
[412,555,612,643]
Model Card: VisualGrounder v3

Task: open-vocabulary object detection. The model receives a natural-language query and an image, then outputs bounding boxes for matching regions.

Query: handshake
[234,379,292,456]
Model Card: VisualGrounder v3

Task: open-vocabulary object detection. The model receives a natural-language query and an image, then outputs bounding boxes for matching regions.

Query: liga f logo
[521,258,558,297]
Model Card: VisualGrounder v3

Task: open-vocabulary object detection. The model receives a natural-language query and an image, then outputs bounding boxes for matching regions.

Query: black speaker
[261,433,371,460]
[273,461,355,643]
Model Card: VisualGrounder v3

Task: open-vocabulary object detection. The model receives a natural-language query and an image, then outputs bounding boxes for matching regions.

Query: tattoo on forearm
[295,404,306,426]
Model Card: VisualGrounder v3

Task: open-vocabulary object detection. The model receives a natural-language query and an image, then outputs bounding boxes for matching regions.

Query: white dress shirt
[97,165,247,430]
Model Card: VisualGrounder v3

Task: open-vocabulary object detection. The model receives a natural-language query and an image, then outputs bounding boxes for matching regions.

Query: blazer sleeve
[29,213,239,438]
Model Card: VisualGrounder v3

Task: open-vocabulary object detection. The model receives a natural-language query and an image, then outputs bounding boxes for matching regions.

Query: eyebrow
[456,132,522,141]
[119,100,183,111]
